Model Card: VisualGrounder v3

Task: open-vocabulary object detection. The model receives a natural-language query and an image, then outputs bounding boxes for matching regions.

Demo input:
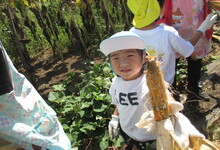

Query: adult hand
[108,115,119,139]
[197,13,218,34]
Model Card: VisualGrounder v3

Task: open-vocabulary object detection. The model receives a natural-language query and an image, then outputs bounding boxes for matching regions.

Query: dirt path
[29,50,88,98]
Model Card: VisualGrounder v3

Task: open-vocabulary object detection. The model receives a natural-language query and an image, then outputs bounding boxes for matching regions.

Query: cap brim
[100,35,146,56]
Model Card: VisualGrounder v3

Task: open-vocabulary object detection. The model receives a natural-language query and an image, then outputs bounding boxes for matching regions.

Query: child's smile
[121,68,131,73]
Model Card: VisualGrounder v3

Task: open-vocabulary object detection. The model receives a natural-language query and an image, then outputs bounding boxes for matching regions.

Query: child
[160,0,217,99]
[127,0,217,87]
[99,31,182,150]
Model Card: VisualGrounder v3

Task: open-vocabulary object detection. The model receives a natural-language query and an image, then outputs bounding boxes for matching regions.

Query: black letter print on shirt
[119,92,139,105]
[128,92,138,105]
[119,93,128,105]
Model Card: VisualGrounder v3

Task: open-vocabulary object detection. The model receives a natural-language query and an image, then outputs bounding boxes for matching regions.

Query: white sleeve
[109,76,117,105]
[168,28,194,57]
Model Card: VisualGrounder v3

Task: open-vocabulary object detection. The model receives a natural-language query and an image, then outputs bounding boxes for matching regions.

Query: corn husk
[136,56,220,150]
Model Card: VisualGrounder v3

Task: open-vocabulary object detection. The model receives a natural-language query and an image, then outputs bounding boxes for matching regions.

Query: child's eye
[128,55,134,57]
[112,57,119,60]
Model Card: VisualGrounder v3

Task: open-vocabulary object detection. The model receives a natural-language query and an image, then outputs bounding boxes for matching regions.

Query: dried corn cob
[145,56,170,121]
[141,56,220,149]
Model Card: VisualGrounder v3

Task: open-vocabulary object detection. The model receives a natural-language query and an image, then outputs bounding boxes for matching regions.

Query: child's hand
[108,115,119,139]
[197,13,218,34]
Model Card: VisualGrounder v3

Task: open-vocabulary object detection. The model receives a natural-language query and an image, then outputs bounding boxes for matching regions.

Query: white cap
[99,31,146,56]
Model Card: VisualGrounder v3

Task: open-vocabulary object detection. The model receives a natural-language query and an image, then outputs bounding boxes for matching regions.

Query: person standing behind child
[161,0,217,100]
[127,0,217,88]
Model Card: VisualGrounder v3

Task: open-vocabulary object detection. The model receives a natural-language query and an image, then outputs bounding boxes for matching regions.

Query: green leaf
[80,124,96,133]
[61,124,69,130]
[209,56,219,62]
[78,110,85,117]
[94,102,107,112]
[48,92,60,101]
[97,94,107,100]
[83,84,98,92]
[99,140,108,150]
[81,102,93,109]
[114,135,125,147]
[52,84,66,91]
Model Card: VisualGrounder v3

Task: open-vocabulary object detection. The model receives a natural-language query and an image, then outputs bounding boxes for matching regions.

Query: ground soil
[31,50,87,98]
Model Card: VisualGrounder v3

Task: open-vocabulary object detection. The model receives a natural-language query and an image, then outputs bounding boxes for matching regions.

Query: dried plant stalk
[145,56,170,121]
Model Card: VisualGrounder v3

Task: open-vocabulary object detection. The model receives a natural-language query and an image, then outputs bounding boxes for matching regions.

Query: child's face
[109,49,145,81]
